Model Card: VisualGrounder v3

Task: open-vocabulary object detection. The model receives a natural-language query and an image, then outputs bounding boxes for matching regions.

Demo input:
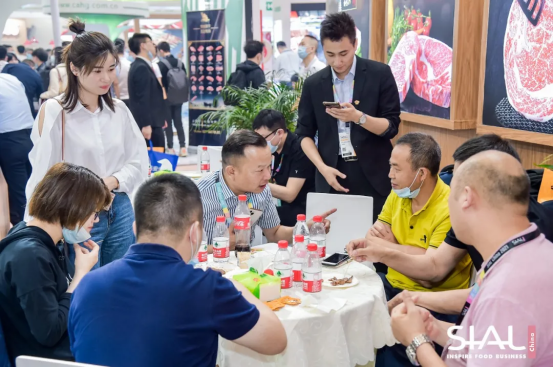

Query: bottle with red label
[310,216,326,259]
[194,229,208,270]
[274,241,292,289]
[234,194,251,268]
[200,146,210,173]
[292,234,307,288]
[302,243,322,293]
[213,216,230,263]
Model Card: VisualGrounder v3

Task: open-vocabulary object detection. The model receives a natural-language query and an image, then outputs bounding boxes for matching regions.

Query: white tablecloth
[206,249,396,367]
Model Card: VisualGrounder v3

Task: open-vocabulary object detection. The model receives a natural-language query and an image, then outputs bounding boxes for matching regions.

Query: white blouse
[25,97,150,215]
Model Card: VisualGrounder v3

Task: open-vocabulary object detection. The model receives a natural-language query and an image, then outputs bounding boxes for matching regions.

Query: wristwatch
[356,113,367,126]
[406,334,434,366]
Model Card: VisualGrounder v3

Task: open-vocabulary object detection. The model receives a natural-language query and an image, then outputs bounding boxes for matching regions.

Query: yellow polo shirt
[378,178,472,292]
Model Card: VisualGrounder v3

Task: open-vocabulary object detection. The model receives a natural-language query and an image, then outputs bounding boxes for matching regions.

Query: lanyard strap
[271,154,285,182]
[454,228,541,329]
[215,175,253,226]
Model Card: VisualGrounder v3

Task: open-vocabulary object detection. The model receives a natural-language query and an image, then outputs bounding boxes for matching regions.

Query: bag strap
[55,100,66,162]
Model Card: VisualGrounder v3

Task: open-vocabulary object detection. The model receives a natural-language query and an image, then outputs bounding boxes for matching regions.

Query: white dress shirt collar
[331,55,357,82]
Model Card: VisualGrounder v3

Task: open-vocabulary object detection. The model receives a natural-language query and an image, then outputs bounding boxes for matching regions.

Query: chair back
[306,193,373,255]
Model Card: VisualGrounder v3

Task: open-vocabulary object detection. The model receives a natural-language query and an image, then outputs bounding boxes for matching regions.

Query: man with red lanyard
[388,151,553,366]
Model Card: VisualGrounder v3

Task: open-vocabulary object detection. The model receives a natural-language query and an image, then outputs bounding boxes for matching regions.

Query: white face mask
[392,169,425,199]
[62,225,91,244]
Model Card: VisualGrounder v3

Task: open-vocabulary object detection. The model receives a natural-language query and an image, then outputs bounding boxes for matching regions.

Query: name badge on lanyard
[333,82,357,159]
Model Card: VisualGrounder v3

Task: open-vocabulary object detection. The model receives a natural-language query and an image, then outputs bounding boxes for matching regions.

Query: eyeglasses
[262,129,279,140]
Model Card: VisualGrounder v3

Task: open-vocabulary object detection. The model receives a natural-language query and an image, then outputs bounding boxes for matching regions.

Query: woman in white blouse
[26,19,149,268]
[40,47,68,100]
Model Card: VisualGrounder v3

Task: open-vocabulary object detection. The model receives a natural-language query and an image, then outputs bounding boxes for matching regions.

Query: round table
[204,246,396,367]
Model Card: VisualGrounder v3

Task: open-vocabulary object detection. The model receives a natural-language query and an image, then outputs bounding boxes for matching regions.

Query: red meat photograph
[482,0,553,135]
[386,0,455,119]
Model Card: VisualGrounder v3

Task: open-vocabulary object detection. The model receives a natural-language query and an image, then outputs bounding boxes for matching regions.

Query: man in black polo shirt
[350,134,553,317]
[253,110,316,226]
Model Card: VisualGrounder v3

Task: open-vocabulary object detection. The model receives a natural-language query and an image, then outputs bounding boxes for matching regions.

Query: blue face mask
[298,46,309,60]
[147,51,155,60]
[393,170,425,199]
[267,133,281,154]
[62,225,91,244]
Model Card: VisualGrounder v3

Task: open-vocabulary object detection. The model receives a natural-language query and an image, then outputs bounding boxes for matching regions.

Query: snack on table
[264,300,285,311]
[233,268,281,302]
[264,296,301,311]
[328,276,353,286]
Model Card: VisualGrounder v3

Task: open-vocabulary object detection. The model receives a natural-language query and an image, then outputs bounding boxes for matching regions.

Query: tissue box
[234,270,281,302]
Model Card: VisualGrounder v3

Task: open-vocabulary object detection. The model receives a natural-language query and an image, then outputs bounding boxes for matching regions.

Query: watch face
[359,115,367,125]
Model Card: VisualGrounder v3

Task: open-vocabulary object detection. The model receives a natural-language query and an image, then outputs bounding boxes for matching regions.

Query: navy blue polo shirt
[68,243,259,367]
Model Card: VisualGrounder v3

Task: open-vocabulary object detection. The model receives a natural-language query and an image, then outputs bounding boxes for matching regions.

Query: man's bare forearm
[300,138,326,170]
[413,288,470,315]
[380,248,441,282]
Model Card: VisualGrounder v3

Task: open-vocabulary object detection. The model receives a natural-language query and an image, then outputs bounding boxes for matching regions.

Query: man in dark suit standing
[296,12,401,222]
[128,33,166,148]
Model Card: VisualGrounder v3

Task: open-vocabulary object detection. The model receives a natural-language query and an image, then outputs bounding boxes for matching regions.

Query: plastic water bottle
[310,216,326,259]
[213,216,230,263]
[293,214,310,245]
[302,243,322,293]
[194,229,208,270]
[234,194,251,269]
[200,146,210,173]
[274,240,292,289]
[292,235,307,288]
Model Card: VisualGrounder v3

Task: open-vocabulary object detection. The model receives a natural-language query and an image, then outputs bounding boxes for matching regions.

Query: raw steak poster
[387,0,455,120]
[482,0,553,135]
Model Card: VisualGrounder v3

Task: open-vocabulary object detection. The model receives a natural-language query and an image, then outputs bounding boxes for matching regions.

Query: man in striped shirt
[198,130,334,247]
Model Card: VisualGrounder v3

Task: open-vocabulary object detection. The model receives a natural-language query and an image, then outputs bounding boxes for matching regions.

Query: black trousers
[164,103,185,149]
[145,126,166,148]
[0,129,33,225]
[330,157,388,274]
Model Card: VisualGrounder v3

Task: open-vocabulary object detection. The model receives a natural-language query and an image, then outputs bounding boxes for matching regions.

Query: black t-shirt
[446,196,553,271]
[272,132,316,226]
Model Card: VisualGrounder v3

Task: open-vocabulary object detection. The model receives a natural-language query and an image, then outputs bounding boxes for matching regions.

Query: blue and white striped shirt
[197,171,281,244]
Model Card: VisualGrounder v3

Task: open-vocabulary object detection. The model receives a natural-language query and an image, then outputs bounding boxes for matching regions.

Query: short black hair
[114,38,125,54]
[253,109,287,131]
[157,41,170,53]
[0,46,7,60]
[244,40,264,59]
[277,41,286,48]
[17,45,25,54]
[62,41,71,47]
[7,53,18,63]
[396,132,441,176]
[320,12,356,45]
[222,130,268,167]
[453,134,521,163]
[134,174,203,239]
[32,48,48,62]
[128,33,152,55]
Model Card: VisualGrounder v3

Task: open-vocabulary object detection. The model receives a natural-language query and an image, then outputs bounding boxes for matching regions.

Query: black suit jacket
[295,57,401,197]
[127,58,165,129]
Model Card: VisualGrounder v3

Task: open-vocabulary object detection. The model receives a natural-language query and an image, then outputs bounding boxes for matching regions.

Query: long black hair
[61,19,119,112]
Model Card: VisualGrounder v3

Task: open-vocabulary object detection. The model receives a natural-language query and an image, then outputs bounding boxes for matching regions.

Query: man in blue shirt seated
[68,174,287,366]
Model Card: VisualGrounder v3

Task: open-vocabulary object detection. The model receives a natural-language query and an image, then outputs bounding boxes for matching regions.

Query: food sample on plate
[206,45,214,51]
[206,86,214,92]
[263,296,301,311]
[198,45,205,52]
[328,276,353,286]
[215,66,223,72]
[190,96,197,102]
[216,76,223,83]
[191,85,197,92]
[199,66,204,72]
[199,86,205,91]
[216,86,223,92]
[190,76,197,82]
[191,66,196,73]
[190,55,197,62]
[198,75,205,82]
[206,66,214,72]
[190,46,196,52]
[207,55,214,62]
[216,45,223,51]
[264,300,285,311]
[216,55,223,62]
[206,76,214,82]
[198,55,204,62]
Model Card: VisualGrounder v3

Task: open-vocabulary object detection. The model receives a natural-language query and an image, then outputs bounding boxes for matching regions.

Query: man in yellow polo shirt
[347,132,472,366]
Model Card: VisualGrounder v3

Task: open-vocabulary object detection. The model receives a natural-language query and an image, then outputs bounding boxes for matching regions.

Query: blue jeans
[376,272,458,367]
[70,192,135,269]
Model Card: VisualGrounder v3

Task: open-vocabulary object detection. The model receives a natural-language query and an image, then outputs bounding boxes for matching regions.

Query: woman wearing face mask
[252,109,316,226]
[0,162,112,365]
[40,47,68,100]
[25,19,149,269]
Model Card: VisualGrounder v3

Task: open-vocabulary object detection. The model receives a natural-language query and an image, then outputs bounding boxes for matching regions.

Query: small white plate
[322,273,359,288]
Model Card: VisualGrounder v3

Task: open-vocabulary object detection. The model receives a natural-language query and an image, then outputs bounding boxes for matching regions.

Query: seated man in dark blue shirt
[68,174,287,367]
